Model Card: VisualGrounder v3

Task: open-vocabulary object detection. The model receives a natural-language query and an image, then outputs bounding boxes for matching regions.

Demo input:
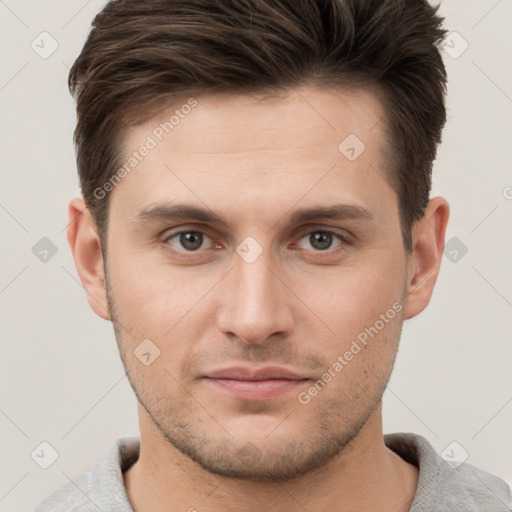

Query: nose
[216,249,294,345]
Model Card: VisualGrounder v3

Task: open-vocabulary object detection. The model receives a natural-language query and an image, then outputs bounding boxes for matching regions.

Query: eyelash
[161,227,351,258]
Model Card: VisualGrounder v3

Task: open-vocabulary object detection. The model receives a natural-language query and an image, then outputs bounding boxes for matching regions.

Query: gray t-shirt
[35,432,512,511]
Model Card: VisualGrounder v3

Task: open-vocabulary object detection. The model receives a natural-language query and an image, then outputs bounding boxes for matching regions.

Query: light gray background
[1,1,511,510]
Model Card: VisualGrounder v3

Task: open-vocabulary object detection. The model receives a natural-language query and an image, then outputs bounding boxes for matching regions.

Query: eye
[164,230,214,252]
[296,230,346,251]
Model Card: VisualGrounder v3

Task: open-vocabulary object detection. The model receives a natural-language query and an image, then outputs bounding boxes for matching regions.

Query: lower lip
[204,378,308,400]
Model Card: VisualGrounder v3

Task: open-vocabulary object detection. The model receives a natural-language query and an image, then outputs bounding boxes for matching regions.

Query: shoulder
[34,436,139,512]
[385,432,512,511]
[451,461,512,509]
[34,472,93,512]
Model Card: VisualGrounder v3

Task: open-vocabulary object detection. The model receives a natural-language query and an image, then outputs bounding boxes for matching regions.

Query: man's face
[104,86,409,480]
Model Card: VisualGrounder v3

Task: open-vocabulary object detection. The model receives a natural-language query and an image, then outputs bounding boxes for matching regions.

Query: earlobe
[403,197,450,320]
[67,197,111,321]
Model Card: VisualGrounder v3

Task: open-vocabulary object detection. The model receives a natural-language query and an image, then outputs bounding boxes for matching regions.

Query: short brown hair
[69,0,448,253]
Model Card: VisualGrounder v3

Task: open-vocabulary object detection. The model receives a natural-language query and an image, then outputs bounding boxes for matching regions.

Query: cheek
[107,260,221,379]
[292,252,405,342]
[107,245,213,329]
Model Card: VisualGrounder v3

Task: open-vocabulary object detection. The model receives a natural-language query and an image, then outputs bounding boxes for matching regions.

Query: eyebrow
[134,202,374,227]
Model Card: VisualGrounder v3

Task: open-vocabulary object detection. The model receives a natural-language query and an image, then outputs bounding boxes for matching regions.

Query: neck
[123,402,419,512]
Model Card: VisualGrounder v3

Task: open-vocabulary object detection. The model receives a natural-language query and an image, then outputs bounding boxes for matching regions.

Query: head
[67,0,450,481]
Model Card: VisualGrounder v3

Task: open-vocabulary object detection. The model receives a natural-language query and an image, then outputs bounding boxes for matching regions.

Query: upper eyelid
[294,225,349,238]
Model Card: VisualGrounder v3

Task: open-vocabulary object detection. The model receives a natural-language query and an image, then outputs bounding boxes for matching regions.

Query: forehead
[110,85,394,224]
[127,85,387,156]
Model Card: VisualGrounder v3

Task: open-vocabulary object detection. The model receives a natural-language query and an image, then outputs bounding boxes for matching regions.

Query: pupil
[311,232,332,250]
[181,232,203,250]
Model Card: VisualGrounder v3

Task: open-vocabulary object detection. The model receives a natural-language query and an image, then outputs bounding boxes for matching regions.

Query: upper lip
[205,366,307,381]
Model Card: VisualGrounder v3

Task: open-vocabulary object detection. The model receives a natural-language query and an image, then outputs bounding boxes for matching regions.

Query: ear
[403,196,450,320]
[67,197,111,321]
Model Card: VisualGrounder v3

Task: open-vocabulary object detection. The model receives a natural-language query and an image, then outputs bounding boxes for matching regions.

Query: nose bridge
[216,244,293,344]
[237,252,277,310]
